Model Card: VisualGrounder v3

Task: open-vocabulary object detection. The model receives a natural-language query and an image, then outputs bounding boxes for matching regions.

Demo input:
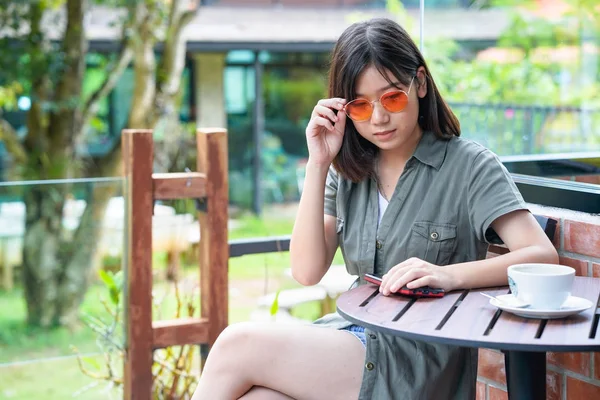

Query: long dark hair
[329,18,460,182]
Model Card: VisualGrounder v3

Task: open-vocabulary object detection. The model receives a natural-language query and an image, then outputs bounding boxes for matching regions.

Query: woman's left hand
[379,258,460,296]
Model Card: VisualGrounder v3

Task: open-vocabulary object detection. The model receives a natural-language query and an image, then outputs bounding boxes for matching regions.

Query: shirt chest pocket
[407,221,457,266]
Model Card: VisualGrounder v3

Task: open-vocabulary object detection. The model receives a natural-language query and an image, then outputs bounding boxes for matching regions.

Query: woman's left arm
[380,210,558,295]
[447,209,558,290]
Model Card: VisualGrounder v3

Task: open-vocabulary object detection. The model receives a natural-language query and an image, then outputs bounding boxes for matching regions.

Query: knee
[210,322,261,359]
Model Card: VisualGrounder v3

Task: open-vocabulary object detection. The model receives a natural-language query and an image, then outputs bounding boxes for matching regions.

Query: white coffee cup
[507,264,575,310]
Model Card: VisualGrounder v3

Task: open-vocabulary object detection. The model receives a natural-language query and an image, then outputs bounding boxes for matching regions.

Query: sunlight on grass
[229,212,296,239]
[0,355,119,400]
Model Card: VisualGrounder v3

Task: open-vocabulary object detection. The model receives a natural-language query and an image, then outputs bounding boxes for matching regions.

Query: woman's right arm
[290,162,339,285]
[290,98,347,285]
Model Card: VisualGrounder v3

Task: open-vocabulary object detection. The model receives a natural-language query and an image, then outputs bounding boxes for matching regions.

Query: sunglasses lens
[381,91,408,112]
[345,100,372,122]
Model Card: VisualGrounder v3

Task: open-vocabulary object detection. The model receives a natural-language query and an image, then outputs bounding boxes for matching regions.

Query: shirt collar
[411,130,449,170]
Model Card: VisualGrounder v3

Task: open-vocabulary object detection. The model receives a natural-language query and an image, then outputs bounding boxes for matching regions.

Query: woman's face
[350,65,426,153]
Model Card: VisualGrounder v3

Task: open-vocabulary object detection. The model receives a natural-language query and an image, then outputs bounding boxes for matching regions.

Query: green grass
[1,355,117,400]
[0,286,109,363]
[0,209,344,399]
[229,212,296,239]
[225,211,344,279]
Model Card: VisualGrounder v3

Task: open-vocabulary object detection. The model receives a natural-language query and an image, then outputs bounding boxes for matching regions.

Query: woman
[191,18,558,400]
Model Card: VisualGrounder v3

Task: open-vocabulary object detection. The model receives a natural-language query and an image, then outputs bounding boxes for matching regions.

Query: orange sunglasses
[344,76,415,122]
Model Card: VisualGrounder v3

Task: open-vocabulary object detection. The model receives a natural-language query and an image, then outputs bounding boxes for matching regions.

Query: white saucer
[489,294,594,319]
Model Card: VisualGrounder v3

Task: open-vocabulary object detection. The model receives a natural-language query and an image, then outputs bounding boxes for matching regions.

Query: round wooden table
[337,276,600,400]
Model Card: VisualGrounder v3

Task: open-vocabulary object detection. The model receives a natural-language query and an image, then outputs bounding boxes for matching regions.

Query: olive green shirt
[314,131,528,400]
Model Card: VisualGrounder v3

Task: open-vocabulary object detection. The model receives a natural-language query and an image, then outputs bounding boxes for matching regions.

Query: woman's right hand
[305,98,347,167]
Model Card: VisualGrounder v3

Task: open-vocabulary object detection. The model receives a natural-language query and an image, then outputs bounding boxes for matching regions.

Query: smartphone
[364,273,445,298]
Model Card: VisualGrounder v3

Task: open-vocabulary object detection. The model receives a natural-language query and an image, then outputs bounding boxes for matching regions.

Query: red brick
[478,348,506,385]
[574,175,600,185]
[488,386,508,400]
[547,352,591,377]
[593,263,600,278]
[546,370,563,400]
[563,220,600,258]
[566,376,600,399]
[595,353,600,381]
[559,256,589,277]
[476,381,486,400]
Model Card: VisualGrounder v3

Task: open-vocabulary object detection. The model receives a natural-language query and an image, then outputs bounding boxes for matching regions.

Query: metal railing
[229,235,290,257]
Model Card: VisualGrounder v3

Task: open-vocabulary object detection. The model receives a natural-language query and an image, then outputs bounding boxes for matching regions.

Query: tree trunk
[55,182,116,326]
[22,185,68,327]
[153,0,196,172]
[17,0,198,327]
[22,181,117,327]
[21,0,89,327]
[129,2,157,129]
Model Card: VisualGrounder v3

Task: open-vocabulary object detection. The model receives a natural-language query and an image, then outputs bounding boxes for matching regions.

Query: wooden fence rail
[122,128,229,399]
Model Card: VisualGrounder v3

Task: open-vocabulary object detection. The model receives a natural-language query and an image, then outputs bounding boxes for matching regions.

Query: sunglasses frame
[344,76,416,122]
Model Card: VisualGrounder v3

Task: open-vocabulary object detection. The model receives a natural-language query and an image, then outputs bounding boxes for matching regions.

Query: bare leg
[191,322,365,400]
[238,386,295,400]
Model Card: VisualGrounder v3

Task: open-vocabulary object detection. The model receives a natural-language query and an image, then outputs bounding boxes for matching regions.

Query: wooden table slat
[363,290,414,323]
[337,284,411,325]
[433,287,509,341]
[336,284,379,317]
[387,290,465,333]
[485,308,544,346]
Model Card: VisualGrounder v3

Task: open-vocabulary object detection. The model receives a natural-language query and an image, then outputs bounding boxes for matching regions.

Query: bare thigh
[194,322,366,400]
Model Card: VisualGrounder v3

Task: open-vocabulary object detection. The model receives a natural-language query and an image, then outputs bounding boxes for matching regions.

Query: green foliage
[440,9,596,107]
[73,268,201,398]
[40,0,66,9]
[386,0,416,35]
[264,71,326,124]
[97,269,122,306]
[270,290,281,316]
[379,0,600,109]
[0,1,68,100]
[497,13,579,55]
[485,0,536,8]
[432,59,562,105]
[0,83,22,110]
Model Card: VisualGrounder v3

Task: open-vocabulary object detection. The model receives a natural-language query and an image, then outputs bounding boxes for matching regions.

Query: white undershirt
[378,191,389,227]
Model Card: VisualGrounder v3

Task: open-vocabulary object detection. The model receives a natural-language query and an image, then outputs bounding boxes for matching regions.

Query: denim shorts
[341,324,367,347]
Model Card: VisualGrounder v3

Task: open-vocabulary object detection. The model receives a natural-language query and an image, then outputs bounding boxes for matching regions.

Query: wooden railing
[122,128,229,399]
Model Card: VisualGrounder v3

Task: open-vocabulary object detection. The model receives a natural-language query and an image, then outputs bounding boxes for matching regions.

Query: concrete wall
[194,52,227,130]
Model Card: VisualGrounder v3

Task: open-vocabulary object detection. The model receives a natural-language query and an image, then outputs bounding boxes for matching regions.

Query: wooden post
[197,128,229,361]
[121,127,228,396]
[123,129,154,400]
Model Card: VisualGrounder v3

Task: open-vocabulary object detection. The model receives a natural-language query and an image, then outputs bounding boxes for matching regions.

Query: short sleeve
[467,149,528,243]
[324,166,338,217]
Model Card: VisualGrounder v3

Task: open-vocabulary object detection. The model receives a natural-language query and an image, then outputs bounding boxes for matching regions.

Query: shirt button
[376,240,382,249]
[366,362,375,371]
[369,333,377,340]
[430,232,439,241]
